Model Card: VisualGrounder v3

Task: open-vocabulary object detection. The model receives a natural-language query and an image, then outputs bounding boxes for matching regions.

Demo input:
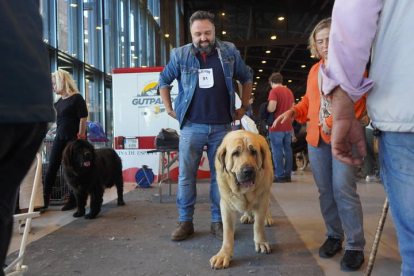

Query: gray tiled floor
[8,169,401,275]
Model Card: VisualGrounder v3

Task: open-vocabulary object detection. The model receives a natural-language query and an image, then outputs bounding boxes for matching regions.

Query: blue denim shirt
[159,39,253,128]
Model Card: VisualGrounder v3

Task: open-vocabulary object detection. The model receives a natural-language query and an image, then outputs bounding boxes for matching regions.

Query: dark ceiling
[183,0,334,108]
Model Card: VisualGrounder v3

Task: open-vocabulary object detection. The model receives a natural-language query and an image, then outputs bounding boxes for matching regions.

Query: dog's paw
[84,213,97,219]
[240,215,254,224]
[117,200,125,206]
[265,217,274,227]
[73,211,85,218]
[210,253,231,269]
[255,241,272,254]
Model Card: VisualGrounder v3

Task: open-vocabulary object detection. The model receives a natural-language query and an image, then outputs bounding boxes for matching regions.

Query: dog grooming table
[147,149,179,203]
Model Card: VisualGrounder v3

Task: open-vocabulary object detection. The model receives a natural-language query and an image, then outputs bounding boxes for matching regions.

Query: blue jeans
[177,119,231,223]
[308,139,365,250]
[269,131,292,178]
[378,132,414,276]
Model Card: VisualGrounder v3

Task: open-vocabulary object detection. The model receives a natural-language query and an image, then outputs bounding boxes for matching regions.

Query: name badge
[198,68,214,88]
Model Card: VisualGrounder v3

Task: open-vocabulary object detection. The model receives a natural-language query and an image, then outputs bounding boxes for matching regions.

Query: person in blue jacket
[159,10,253,241]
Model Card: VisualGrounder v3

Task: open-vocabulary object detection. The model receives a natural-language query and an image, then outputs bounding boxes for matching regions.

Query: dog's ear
[216,145,227,173]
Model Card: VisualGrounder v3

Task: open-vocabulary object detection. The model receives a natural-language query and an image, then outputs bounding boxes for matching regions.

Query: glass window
[118,0,130,68]
[57,0,83,60]
[147,20,155,66]
[148,0,160,26]
[84,0,103,70]
[104,78,113,141]
[85,67,103,124]
[104,0,118,74]
[138,2,148,66]
[130,0,139,68]
[39,0,56,47]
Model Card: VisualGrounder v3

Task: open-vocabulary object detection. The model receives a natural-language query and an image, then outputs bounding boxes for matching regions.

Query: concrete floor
[7,169,401,275]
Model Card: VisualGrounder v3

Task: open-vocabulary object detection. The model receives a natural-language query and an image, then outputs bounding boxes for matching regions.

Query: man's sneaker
[285,175,292,182]
[211,222,223,240]
[319,236,342,258]
[340,250,365,271]
[171,221,194,241]
[273,177,286,183]
[366,175,381,182]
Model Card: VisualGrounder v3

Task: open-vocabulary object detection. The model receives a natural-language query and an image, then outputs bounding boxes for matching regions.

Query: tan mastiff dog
[210,130,273,269]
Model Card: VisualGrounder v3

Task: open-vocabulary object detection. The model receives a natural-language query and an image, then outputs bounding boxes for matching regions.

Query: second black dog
[62,139,125,219]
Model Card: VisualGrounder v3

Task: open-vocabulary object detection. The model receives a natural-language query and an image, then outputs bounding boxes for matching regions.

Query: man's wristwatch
[240,104,249,111]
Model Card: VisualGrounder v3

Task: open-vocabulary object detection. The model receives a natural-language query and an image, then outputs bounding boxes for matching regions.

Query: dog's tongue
[84,161,91,167]
[239,180,253,188]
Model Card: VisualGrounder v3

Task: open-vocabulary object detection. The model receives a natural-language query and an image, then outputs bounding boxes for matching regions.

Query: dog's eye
[232,151,240,157]
[251,149,257,155]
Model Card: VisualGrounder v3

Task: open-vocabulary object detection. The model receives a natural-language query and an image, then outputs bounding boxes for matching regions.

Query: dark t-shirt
[54,94,88,140]
[268,86,294,132]
[186,49,231,124]
[0,1,55,123]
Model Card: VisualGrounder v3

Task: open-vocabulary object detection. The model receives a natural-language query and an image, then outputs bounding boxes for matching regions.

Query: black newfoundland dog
[62,139,125,219]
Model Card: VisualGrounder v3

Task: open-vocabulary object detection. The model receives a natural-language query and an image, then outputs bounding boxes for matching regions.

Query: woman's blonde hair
[308,18,331,60]
[52,69,80,98]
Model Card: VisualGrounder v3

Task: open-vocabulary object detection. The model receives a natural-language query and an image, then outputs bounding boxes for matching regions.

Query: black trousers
[43,139,75,199]
[0,122,47,273]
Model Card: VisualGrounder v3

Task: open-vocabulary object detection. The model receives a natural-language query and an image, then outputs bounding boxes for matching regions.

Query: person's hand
[235,108,246,120]
[331,117,366,166]
[168,110,177,120]
[331,87,366,166]
[319,120,331,135]
[292,136,298,143]
[272,109,294,128]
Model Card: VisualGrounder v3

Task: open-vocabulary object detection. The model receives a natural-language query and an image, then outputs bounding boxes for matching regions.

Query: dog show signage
[112,67,211,183]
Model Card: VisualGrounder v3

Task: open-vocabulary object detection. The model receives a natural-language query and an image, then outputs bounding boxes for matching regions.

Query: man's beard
[194,38,215,54]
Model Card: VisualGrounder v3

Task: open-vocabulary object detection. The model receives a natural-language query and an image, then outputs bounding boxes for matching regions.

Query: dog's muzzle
[234,166,256,188]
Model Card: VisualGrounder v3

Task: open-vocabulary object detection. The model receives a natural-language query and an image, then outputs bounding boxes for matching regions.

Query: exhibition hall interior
[4,1,403,276]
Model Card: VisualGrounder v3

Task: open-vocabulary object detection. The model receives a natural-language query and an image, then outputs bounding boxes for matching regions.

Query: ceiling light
[254,82,257,85]
[261,60,266,64]
[133,56,138,59]
[164,34,170,38]
[301,65,306,68]
[251,93,255,95]
[310,55,315,58]
[265,50,271,54]
[288,80,292,83]
[96,26,102,30]
[222,13,225,16]
[258,69,263,72]
[256,76,260,79]
[141,65,147,68]
[270,35,277,40]
[278,17,285,21]
[222,31,226,35]
[70,4,77,7]
[253,88,256,90]
[296,98,299,101]
[154,16,159,20]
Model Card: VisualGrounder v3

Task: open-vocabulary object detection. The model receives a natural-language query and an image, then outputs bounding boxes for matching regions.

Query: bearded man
[159,10,253,241]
